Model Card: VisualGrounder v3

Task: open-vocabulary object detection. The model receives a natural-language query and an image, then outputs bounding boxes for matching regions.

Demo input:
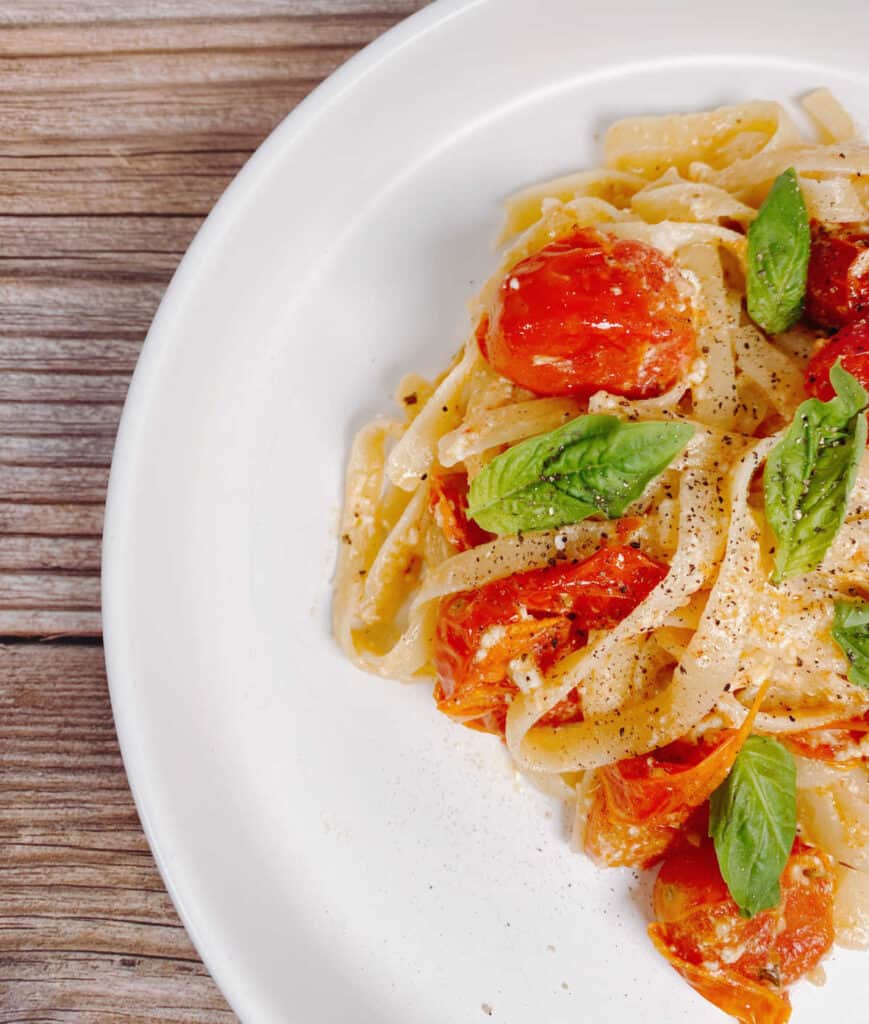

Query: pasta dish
[334,89,869,1023]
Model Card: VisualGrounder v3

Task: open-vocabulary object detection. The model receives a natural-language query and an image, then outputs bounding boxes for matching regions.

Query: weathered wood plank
[0,955,233,1024]
[0,47,358,92]
[0,572,100,610]
[0,339,143,375]
[0,216,199,257]
[0,13,403,56]
[0,0,419,22]
[0,373,129,405]
[0,609,102,636]
[1,81,320,141]
[0,504,104,537]
[0,466,109,504]
[0,281,165,334]
[0,435,115,467]
[0,133,259,156]
[0,537,102,572]
[0,151,247,217]
[0,403,121,437]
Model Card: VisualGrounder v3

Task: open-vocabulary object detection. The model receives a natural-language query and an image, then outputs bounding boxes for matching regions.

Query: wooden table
[0,3,425,1019]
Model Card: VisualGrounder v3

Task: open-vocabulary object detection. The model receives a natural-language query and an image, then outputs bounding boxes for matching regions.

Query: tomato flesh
[781,711,869,769]
[805,223,869,329]
[586,736,734,868]
[585,681,772,868]
[429,472,493,552]
[432,545,667,734]
[650,838,835,1024]
[480,228,696,398]
[804,319,869,402]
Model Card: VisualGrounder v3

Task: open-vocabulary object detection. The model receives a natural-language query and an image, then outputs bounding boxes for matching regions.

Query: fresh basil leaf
[746,167,810,334]
[763,362,867,584]
[832,599,869,690]
[466,415,693,534]
[709,735,797,919]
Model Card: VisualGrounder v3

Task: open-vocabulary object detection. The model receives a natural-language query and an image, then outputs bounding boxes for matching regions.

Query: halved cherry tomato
[585,683,769,868]
[586,738,732,868]
[429,472,493,552]
[781,711,869,769]
[432,545,667,735]
[805,223,869,329]
[479,228,696,398]
[804,319,869,402]
[650,838,835,1024]
[648,929,792,1024]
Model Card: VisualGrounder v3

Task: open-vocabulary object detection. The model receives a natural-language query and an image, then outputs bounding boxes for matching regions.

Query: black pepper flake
[402,392,418,406]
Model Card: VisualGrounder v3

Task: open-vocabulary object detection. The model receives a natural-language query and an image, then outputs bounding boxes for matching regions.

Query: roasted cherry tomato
[429,472,493,552]
[585,683,770,868]
[805,223,869,329]
[804,319,869,402]
[479,228,696,398]
[649,838,835,1024]
[586,736,739,868]
[433,545,667,735]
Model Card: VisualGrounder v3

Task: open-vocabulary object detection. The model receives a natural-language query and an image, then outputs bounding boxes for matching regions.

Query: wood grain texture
[0,2,428,1019]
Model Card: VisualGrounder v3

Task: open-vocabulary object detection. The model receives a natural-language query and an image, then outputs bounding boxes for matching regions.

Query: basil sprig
[709,736,797,918]
[746,167,810,334]
[763,362,867,584]
[466,414,693,534]
[832,599,869,690]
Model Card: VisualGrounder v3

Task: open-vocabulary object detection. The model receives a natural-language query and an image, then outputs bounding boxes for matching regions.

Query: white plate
[103,2,869,1021]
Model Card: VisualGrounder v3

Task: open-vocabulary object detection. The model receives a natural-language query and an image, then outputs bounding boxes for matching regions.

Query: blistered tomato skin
[804,319,869,402]
[480,228,696,398]
[585,735,743,869]
[432,545,667,735]
[805,223,869,329]
[650,839,835,1024]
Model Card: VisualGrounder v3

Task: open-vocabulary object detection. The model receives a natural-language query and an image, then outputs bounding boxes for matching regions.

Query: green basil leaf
[832,599,869,690]
[763,362,867,584]
[746,167,810,334]
[709,736,797,919]
[466,415,693,534]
